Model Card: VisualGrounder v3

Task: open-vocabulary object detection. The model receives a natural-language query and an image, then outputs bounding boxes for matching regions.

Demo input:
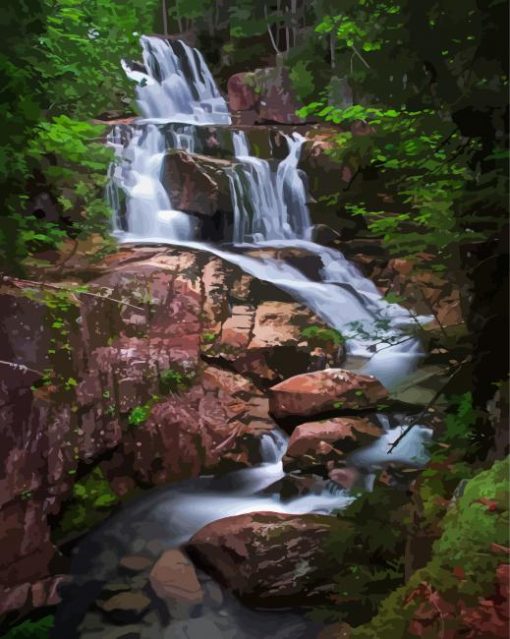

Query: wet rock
[328,466,361,491]
[207,300,345,385]
[228,67,307,125]
[227,73,257,111]
[96,591,151,623]
[283,417,383,473]
[317,623,352,639]
[149,549,203,605]
[260,475,326,501]
[119,555,153,573]
[269,369,389,419]
[187,512,351,607]
[162,150,233,218]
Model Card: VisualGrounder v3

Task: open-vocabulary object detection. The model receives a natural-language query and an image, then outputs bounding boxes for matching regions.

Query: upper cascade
[122,35,231,125]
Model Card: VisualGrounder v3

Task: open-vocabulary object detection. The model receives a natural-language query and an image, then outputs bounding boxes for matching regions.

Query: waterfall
[231,131,311,242]
[122,35,230,124]
[106,34,430,389]
[107,123,196,241]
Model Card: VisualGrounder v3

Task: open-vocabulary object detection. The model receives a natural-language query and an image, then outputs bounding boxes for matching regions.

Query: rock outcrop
[162,150,233,218]
[269,369,389,419]
[228,67,308,125]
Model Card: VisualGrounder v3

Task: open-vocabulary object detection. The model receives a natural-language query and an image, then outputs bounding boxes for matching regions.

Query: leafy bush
[3,615,54,639]
[301,325,345,348]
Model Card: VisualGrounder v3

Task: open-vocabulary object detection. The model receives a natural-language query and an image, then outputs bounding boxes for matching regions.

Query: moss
[351,457,510,638]
[301,325,345,349]
[128,401,154,427]
[2,615,54,639]
[201,331,217,344]
[159,367,195,394]
[53,466,118,542]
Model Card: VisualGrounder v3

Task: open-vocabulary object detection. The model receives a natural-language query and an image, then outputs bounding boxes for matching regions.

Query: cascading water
[122,35,230,124]
[231,130,311,242]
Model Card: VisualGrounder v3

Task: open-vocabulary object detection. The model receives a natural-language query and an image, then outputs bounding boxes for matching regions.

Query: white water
[231,131,311,242]
[122,35,230,124]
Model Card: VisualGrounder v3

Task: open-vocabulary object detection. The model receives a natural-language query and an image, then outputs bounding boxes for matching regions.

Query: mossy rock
[351,457,510,638]
[53,466,119,543]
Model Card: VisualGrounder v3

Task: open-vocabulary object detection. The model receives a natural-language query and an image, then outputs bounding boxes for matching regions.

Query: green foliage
[352,457,510,638]
[301,325,345,348]
[0,0,159,272]
[289,60,315,101]
[323,486,411,624]
[128,402,154,427]
[54,466,118,541]
[418,393,477,527]
[295,0,507,281]
[201,331,217,344]
[159,367,195,394]
[2,615,54,639]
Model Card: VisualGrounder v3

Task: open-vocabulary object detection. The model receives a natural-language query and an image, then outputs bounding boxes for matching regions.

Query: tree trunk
[162,0,168,36]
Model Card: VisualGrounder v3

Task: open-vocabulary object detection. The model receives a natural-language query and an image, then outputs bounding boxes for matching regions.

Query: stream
[53,35,433,638]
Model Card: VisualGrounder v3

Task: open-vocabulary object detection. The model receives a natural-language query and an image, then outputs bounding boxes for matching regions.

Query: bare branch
[2,276,145,312]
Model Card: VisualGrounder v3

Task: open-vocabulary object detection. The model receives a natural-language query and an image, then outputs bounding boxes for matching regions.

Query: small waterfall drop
[260,429,288,464]
[122,35,230,124]
[231,131,311,242]
[107,123,196,240]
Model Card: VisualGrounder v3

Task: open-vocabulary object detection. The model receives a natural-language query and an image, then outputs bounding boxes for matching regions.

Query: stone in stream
[269,369,389,419]
[186,512,354,607]
[96,590,151,623]
[119,555,154,573]
[149,549,203,605]
[282,416,383,473]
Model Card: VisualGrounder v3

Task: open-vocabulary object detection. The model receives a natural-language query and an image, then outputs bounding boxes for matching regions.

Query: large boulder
[283,416,383,473]
[269,369,389,419]
[162,150,233,218]
[187,512,353,607]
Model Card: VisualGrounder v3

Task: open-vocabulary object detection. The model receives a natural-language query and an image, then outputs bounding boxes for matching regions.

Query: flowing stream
[54,35,433,638]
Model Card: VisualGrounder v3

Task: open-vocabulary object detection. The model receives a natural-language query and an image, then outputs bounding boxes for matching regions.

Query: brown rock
[119,555,153,573]
[269,369,389,418]
[210,300,344,385]
[149,549,203,604]
[283,417,382,473]
[228,73,258,111]
[162,150,233,217]
[97,591,151,623]
[187,512,352,607]
[328,466,361,491]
